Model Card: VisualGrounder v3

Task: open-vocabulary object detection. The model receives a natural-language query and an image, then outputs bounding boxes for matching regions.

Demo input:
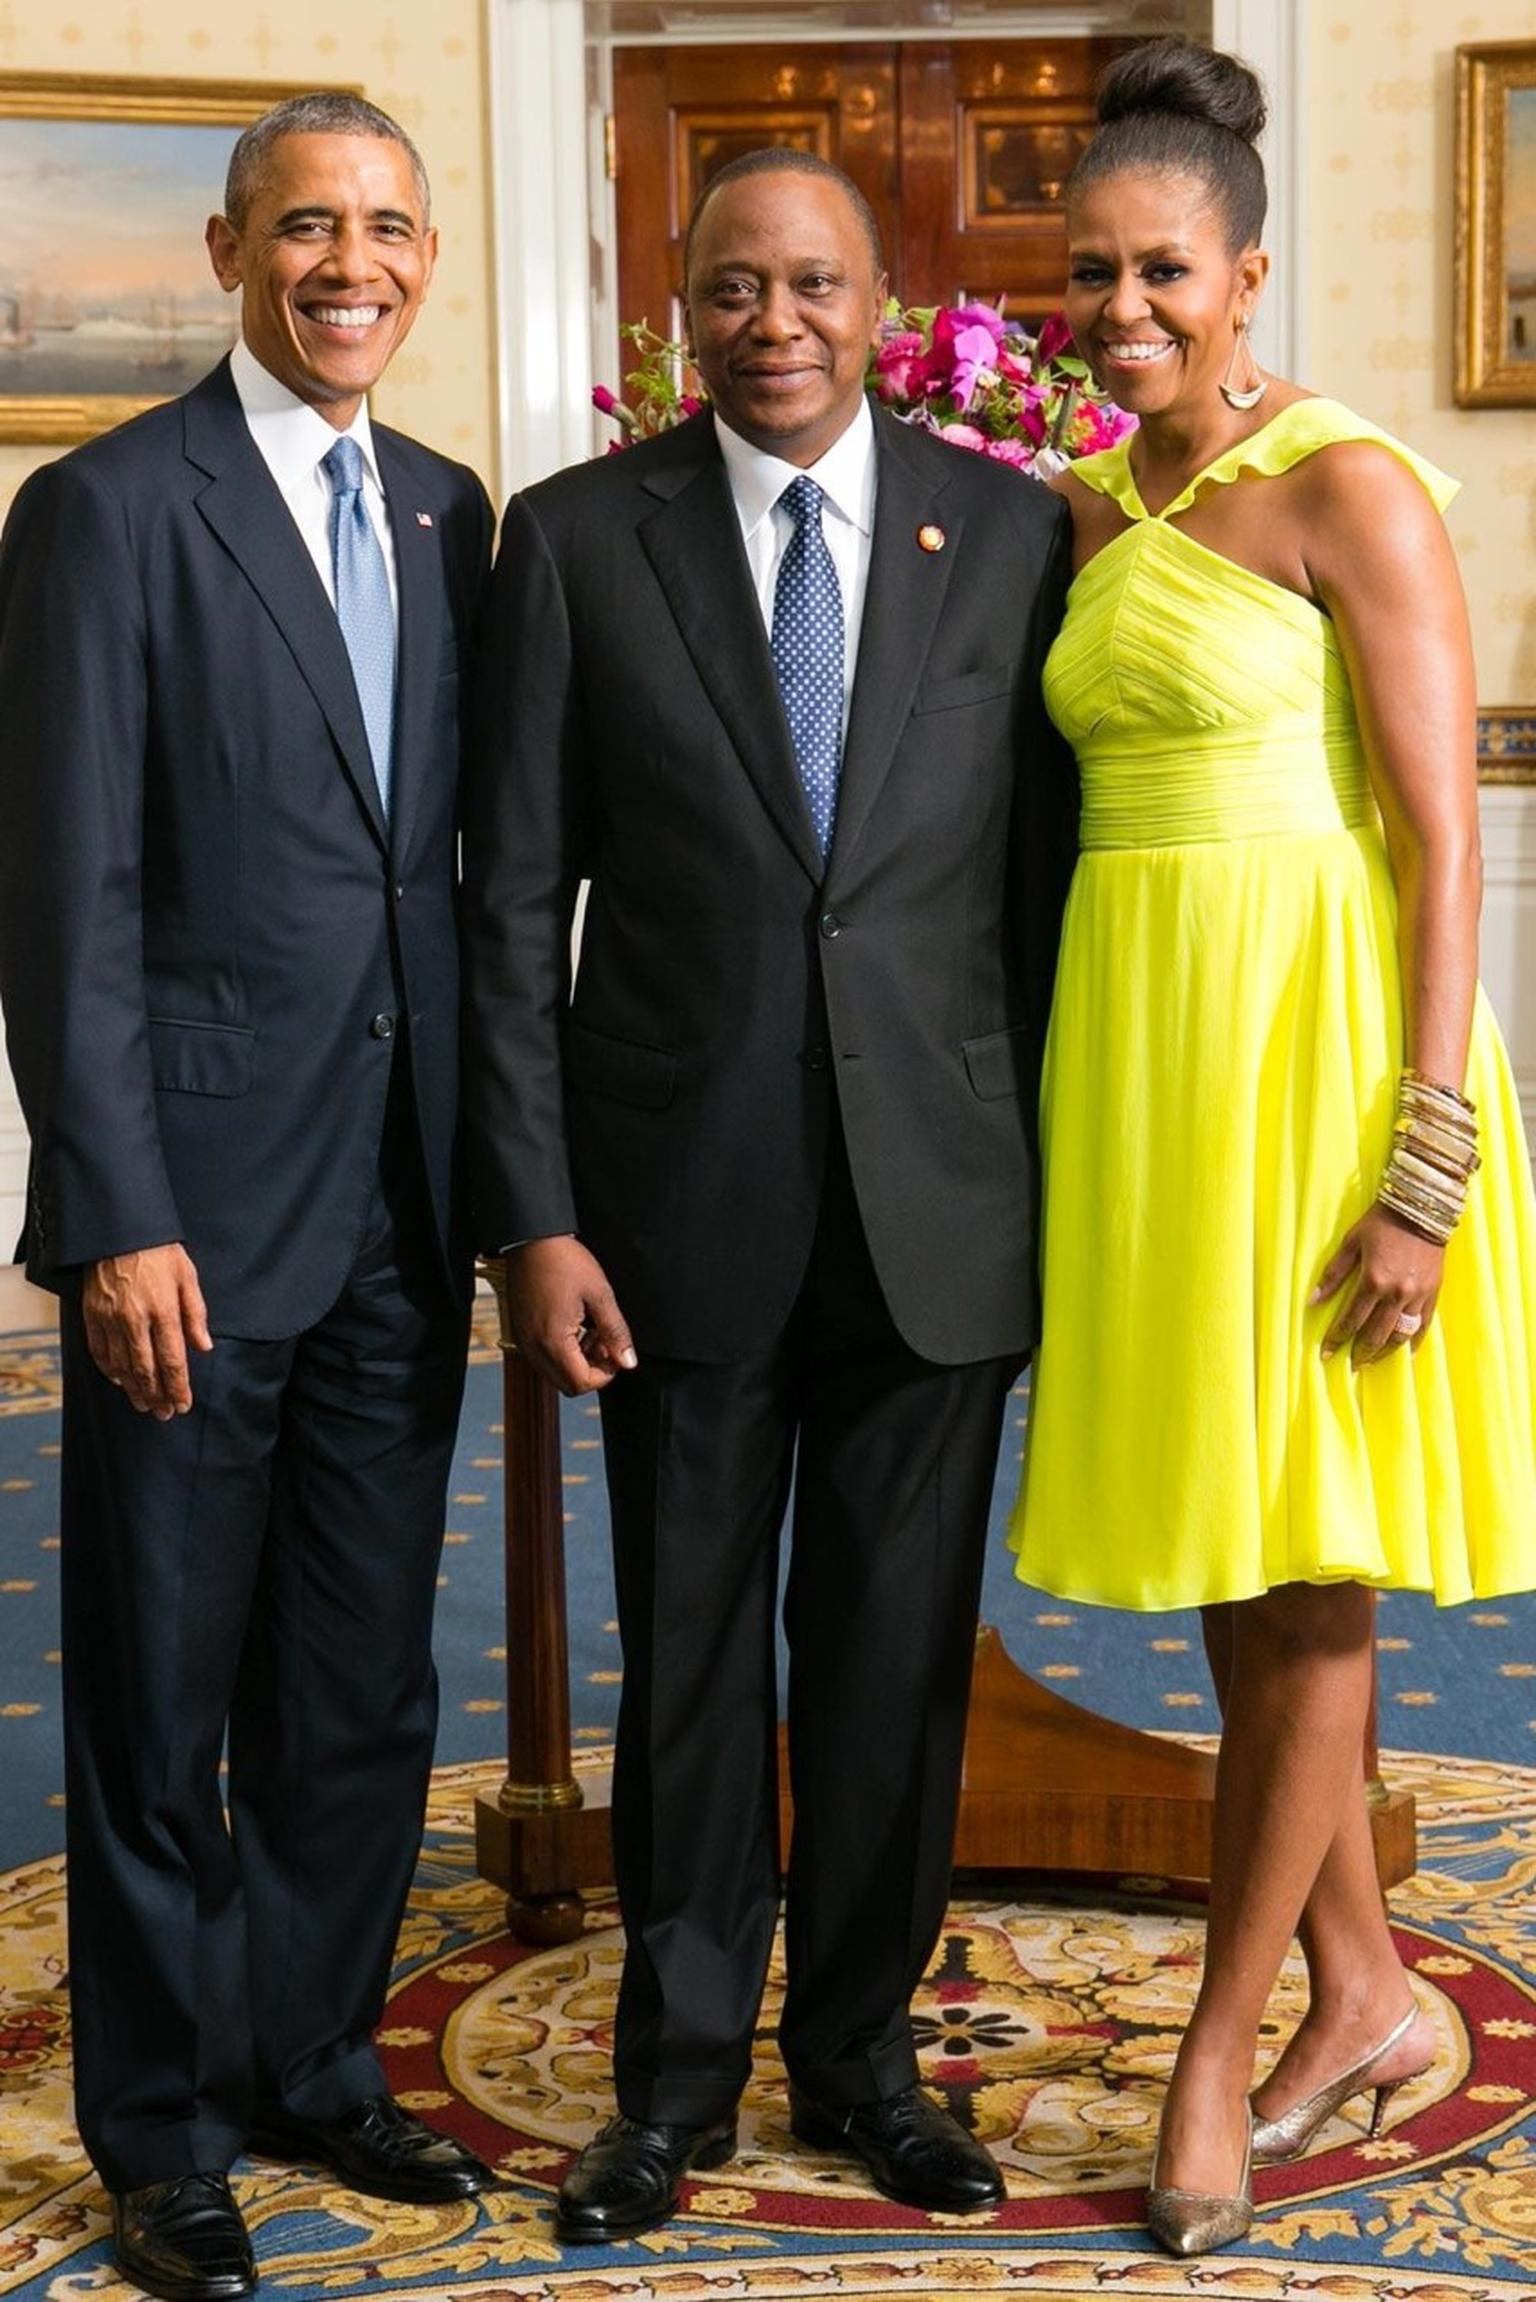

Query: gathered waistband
[1077,735,1376,851]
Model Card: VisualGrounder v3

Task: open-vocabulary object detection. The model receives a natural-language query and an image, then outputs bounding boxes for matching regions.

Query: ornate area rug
[5,1754,1536,2302]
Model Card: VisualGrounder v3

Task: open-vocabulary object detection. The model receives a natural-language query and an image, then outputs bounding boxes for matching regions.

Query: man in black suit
[462,151,1075,2242]
[0,93,495,2300]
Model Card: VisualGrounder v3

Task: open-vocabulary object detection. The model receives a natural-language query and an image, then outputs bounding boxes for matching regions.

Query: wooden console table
[472,1265,1418,1943]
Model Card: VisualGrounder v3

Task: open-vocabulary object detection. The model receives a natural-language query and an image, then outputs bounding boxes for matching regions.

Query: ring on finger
[1394,1311,1423,1337]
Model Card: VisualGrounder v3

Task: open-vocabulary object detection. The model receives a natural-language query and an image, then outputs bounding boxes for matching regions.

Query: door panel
[613,47,899,343]
[899,40,1132,325]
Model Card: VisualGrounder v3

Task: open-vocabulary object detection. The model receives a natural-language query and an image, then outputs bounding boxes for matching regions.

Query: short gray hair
[223,92,430,229]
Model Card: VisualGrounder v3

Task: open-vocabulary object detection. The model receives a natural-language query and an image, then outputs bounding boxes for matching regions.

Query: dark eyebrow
[1071,242,1198,262]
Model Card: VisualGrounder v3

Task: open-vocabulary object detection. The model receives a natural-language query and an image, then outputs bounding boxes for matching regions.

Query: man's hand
[82,1245,214,1420]
[503,1237,637,1396]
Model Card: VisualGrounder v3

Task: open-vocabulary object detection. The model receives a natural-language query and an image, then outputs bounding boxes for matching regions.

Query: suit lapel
[375,429,445,868]
[830,411,961,876]
[183,363,388,853]
[638,426,825,886]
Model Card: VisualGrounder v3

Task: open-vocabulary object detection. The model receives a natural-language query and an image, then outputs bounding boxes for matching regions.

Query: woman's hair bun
[1097,39,1266,148]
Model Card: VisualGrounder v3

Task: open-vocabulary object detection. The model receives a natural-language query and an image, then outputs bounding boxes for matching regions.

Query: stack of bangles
[1377,1066,1481,1246]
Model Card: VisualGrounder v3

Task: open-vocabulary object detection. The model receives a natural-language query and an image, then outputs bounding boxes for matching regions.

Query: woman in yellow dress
[1009,37,1536,2259]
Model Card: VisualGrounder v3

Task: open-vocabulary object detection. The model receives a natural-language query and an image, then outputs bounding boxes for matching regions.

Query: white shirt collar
[229,335,384,494]
[715,395,876,543]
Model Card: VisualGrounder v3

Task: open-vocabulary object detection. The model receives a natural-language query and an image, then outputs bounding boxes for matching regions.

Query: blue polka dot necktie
[322,434,396,821]
[771,475,844,859]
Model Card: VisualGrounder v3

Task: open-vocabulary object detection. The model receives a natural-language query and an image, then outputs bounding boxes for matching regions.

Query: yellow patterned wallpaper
[1306,0,1536,704]
[0,0,496,512]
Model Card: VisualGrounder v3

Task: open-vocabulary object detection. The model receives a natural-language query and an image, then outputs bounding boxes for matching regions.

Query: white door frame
[485,0,1306,496]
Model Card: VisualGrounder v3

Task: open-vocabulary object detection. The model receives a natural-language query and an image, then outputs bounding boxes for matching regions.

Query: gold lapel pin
[916,524,946,554]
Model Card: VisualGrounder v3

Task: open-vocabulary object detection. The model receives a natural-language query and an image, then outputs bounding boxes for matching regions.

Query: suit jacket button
[370,1013,396,1040]
[819,911,842,939]
[802,1045,830,1071]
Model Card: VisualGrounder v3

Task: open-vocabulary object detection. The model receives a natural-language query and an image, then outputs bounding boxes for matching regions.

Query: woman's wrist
[1377,1067,1480,1246]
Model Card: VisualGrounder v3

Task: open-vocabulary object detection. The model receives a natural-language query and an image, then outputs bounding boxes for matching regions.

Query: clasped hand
[1312,1202,1444,1365]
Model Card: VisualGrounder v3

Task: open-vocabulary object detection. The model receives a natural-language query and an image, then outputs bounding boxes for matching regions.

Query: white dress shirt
[229,336,399,619]
[715,397,877,743]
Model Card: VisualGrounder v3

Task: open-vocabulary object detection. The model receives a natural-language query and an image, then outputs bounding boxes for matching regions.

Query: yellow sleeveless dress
[1009,398,1536,1610]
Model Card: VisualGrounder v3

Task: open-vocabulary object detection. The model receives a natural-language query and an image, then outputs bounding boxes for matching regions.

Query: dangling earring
[1220,314,1268,411]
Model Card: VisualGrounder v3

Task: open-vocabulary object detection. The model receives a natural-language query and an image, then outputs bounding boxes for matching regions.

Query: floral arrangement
[593,303,1134,475]
[591,324,703,447]
[869,302,1133,472]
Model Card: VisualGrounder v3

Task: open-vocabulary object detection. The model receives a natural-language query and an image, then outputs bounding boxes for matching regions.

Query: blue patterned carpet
[7,1310,1536,2302]
[3,1302,1536,1866]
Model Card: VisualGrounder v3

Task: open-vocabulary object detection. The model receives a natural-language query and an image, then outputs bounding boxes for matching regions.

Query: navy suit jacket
[0,357,492,1337]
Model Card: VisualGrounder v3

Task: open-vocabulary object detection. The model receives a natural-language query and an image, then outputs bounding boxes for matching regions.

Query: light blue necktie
[771,475,844,859]
[323,434,395,820]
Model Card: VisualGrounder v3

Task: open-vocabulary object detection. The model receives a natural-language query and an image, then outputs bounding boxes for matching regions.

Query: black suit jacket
[0,357,492,1337]
[462,404,1075,1365]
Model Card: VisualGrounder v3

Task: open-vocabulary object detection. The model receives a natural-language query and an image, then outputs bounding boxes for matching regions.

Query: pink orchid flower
[1034,310,1076,364]
[873,329,929,402]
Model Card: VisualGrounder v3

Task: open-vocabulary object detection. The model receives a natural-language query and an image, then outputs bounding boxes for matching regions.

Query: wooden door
[899,39,1132,325]
[611,38,1135,343]
[612,46,900,345]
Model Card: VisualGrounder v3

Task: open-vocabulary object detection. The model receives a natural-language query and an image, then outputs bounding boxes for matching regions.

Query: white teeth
[1105,341,1173,361]
[310,305,381,329]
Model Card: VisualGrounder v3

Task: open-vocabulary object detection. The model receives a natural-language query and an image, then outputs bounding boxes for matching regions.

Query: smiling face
[1063,169,1267,420]
[205,131,436,427]
[685,169,886,468]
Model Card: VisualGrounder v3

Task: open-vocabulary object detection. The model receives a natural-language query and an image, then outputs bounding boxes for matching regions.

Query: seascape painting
[0,116,240,400]
[1508,82,1536,363]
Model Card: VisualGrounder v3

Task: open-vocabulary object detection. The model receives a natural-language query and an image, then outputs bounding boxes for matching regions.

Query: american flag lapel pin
[416,510,435,528]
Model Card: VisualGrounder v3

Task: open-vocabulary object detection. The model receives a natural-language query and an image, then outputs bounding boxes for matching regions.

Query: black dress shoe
[247,2095,496,2203]
[789,2084,1005,2211]
[112,2173,257,2302]
[555,2114,739,2243]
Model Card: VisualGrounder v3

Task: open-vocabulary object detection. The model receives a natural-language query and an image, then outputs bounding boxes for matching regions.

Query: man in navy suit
[0,93,494,2300]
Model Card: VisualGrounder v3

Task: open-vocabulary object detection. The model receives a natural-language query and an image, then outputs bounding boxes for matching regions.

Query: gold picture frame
[0,72,345,445]
[1478,706,1536,785]
[1455,42,1536,408]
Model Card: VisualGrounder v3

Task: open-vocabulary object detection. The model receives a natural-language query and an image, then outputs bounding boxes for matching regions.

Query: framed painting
[1455,42,1536,408]
[0,72,346,445]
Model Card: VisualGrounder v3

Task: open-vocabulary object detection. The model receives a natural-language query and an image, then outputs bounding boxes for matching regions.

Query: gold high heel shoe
[1146,2102,1253,2258]
[1250,2002,1430,2164]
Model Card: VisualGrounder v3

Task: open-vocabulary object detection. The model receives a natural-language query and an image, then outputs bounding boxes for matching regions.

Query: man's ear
[205,214,242,294]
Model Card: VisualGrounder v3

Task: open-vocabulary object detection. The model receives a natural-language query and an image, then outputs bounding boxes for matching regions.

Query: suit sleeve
[0,458,183,1272]
[459,491,587,1252]
[1011,490,1079,1043]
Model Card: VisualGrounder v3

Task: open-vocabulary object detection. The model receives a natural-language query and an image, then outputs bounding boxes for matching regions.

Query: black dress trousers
[599,1116,1018,2127]
[59,1058,469,2193]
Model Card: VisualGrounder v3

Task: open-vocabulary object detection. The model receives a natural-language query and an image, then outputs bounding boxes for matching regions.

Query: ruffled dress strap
[1067,397,1459,521]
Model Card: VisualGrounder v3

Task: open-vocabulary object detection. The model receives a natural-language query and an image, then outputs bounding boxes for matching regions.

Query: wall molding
[1211,0,1305,383]
[1478,784,1536,1152]
[1479,705,1536,786]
